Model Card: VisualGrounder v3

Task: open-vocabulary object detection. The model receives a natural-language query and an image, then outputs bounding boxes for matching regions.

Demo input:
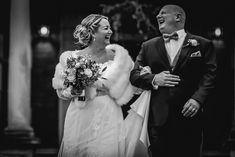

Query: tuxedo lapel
[156,37,171,69]
[173,33,192,72]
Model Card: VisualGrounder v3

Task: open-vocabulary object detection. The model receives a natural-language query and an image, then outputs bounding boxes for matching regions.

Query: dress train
[124,91,151,157]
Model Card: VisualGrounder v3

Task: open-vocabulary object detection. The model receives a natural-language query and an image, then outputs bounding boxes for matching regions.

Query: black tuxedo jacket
[130,32,217,126]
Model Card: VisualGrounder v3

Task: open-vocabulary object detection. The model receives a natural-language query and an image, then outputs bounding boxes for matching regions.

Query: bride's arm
[56,89,73,100]
[52,62,75,101]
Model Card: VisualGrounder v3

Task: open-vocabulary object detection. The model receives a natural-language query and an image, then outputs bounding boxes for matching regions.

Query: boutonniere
[183,39,200,47]
[188,39,199,46]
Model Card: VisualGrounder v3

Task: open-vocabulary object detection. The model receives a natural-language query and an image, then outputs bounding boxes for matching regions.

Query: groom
[130,4,217,157]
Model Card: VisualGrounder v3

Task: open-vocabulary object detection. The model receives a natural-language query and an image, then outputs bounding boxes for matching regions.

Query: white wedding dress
[53,44,150,157]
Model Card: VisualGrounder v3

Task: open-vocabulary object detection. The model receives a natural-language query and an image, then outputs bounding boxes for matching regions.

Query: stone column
[4,0,39,146]
[229,36,235,157]
[233,38,235,134]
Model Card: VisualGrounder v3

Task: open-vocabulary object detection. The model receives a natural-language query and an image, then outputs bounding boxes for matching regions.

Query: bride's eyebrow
[99,26,110,30]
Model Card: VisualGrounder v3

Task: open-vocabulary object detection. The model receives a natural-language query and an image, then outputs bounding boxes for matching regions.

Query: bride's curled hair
[73,14,109,48]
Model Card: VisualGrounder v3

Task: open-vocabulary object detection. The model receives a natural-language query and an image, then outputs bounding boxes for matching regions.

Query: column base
[225,128,235,157]
[1,129,40,149]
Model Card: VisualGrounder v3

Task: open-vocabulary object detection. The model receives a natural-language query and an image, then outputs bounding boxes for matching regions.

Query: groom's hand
[182,99,200,117]
[153,71,180,87]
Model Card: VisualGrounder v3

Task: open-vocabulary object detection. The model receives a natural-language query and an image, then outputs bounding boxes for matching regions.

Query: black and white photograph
[0,0,234,157]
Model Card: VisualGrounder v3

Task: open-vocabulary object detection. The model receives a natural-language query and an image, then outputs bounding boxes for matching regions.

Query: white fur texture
[102,44,135,106]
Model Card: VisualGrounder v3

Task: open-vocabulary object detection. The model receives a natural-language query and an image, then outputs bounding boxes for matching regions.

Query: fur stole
[52,44,135,105]
[101,44,135,106]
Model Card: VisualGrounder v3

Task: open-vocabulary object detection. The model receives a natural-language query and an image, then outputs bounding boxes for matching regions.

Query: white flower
[66,69,76,81]
[75,62,81,68]
[188,39,199,46]
[84,69,93,77]
[66,68,75,75]
[67,74,76,82]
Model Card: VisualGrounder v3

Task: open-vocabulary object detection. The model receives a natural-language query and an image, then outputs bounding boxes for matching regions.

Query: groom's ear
[175,13,182,22]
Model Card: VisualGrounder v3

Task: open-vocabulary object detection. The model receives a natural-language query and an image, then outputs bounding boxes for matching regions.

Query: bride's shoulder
[59,49,80,57]
[106,44,130,59]
[106,44,130,58]
[58,50,81,64]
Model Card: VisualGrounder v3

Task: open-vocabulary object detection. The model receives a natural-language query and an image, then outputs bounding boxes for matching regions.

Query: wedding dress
[53,44,150,157]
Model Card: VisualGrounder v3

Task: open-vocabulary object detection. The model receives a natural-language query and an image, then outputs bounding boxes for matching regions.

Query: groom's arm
[182,39,217,117]
[191,40,217,105]
[130,44,156,90]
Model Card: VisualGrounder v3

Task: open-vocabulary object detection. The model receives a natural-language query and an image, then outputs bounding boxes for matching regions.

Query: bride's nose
[108,29,112,35]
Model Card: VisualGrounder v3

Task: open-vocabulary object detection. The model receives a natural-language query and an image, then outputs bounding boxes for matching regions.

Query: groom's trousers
[148,111,203,157]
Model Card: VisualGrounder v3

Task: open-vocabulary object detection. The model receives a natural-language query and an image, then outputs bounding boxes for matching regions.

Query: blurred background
[0,0,234,156]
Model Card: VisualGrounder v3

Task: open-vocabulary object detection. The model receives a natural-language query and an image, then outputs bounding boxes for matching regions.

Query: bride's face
[94,19,113,46]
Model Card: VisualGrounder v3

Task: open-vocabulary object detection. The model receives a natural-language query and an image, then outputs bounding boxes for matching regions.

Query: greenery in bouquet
[63,54,103,96]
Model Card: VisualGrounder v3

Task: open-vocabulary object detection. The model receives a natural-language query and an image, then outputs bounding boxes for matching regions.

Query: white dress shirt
[152,29,186,89]
[165,29,186,65]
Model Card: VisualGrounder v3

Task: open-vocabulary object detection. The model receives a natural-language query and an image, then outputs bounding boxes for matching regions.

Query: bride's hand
[140,66,151,75]
[96,84,109,96]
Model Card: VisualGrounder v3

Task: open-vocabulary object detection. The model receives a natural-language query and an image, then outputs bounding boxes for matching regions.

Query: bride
[52,14,150,157]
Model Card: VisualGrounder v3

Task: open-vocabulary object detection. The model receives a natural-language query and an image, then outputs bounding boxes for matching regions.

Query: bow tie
[163,32,179,42]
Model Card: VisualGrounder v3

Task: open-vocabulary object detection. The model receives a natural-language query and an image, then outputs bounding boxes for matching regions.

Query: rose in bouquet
[52,51,105,100]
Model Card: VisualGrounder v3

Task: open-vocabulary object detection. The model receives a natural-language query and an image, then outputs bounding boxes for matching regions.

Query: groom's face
[157,6,178,34]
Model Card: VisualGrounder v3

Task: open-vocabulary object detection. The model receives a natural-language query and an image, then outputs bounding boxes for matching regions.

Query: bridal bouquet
[52,51,105,99]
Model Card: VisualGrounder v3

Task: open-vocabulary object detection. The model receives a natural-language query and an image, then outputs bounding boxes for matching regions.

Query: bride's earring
[93,36,96,42]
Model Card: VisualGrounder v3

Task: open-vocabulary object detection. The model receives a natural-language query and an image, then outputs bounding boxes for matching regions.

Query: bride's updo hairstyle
[73,14,109,48]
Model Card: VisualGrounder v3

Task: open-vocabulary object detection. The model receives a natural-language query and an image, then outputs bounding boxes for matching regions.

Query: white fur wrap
[101,44,135,106]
